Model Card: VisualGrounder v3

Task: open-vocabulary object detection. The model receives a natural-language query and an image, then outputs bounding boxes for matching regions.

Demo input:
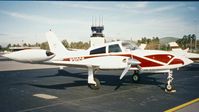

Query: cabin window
[90,47,106,55]
[108,44,122,53]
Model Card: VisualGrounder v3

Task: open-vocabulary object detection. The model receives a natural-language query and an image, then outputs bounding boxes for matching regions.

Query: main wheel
[88,78,101,90]
[165,83,174,91]
[132,74,140,83]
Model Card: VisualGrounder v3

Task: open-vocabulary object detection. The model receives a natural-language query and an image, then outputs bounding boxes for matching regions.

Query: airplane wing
[44,60,99,69]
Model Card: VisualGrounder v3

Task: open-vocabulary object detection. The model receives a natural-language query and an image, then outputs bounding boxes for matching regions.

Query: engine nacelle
[3,49,55,63]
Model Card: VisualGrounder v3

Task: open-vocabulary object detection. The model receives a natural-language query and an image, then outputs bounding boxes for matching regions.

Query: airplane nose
[182,57,193,66]
[169,55,193,67]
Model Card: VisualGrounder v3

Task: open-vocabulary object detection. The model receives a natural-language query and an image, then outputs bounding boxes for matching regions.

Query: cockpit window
[122,42,138,50]
[108,44,122,53]
[90,46,106,55]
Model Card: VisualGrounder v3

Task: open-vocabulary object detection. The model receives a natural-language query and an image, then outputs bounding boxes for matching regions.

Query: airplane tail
[46,31,68,59]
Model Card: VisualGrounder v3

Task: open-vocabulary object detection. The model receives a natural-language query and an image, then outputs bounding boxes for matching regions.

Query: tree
[28,44,31,47]
[40,42,49,50]
[6,43,11,49]
[191,34,196,41]
[176,34,196,49]
[62,40,69,48]
[23,43,27,47]
[35,42,40,47]
[83,42,90,49]
[16,44,21,47]
[137,37,160,50]
[0,45,2,51]
[69,41,90,49]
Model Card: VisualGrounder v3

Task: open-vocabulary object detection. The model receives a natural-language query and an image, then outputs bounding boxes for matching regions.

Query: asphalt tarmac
[0,60,198,112]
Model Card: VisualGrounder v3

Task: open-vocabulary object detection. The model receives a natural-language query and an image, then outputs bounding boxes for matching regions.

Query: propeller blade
[120,64,131,80]
[119,58,141,80]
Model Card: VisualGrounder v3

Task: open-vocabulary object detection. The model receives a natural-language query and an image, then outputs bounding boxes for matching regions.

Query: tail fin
[46,31,68,59]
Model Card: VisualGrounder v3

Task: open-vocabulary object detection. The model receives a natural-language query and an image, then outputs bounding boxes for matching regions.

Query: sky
[0,1,199,47]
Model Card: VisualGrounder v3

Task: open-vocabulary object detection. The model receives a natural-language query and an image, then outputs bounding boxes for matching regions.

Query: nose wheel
[165,71,176,93]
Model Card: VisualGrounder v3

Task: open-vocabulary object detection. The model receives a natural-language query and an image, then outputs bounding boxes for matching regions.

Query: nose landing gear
[165,71,176,93]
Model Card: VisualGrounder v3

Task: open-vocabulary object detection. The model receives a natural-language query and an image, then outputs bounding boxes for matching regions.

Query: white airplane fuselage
[4,41,192,73]
[47,41,192,73]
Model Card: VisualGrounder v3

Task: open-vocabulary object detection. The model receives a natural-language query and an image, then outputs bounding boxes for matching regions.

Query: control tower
[90,17,105,47]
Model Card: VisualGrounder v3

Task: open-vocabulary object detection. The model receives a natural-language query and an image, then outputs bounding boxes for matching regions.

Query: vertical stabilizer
[46,31,68,59]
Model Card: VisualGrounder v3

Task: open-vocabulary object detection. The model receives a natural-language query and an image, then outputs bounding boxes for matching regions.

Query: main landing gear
[88,78,101,90]
[165,71,176,93]
[87,67,101,90]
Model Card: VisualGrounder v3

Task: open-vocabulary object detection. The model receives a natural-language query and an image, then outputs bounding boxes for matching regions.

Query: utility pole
[194,20,197,50]
[195,37,197,50]
[190,38,193,52]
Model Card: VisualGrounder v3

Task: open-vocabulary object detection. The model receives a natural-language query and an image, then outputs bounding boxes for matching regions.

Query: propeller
[119,58,141,80]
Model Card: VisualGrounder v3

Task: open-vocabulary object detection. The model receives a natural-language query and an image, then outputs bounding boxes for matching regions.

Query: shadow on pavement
[28,70,165,91]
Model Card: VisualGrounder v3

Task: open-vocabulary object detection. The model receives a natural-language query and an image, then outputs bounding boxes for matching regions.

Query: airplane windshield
[122,42,139,51]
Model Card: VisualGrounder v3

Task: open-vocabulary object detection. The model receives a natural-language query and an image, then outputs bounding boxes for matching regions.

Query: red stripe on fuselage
[169,59,184,65]
[145,54,174,63]
[132,55,162,67]
[110,54,163,67]
[63,53,164,67]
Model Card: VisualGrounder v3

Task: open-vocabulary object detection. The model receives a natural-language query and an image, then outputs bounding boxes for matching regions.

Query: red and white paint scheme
[3,31,193,92]
[169,42,199,62]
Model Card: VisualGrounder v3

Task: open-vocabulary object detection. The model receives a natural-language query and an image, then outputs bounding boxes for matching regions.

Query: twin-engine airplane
[3,31,193,92]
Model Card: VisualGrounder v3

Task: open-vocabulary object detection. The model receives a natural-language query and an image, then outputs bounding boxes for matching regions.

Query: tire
[132,74,140,83]
[88,78,101,90]
[165,83,173,91]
